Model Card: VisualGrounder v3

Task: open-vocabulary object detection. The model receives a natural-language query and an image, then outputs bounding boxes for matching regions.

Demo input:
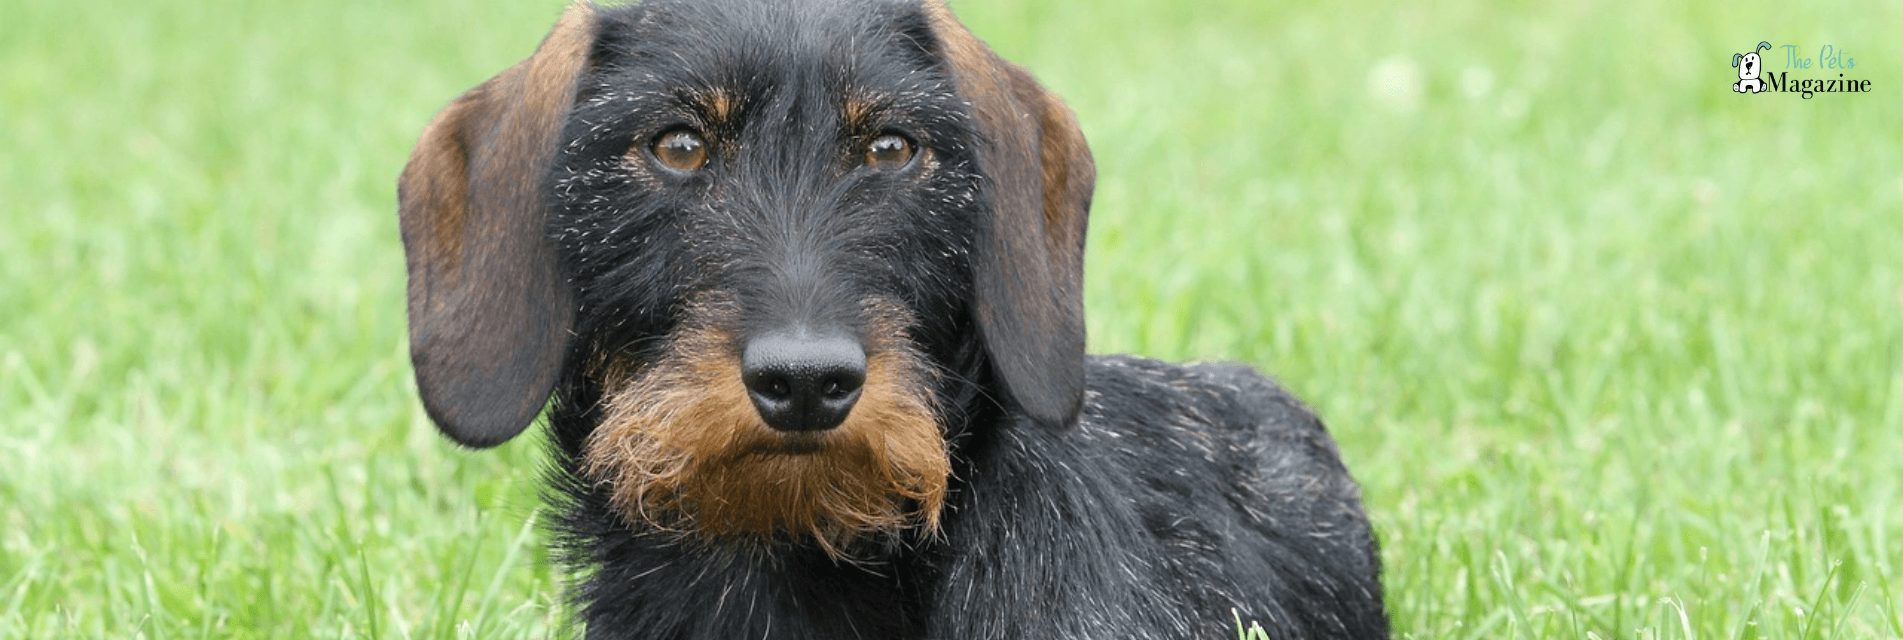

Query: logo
[1733,41,1873,98]
[1731,41,1771,93]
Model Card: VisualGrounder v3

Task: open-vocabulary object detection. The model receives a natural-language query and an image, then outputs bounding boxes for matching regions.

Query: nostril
[742,364,793,398]
[822,371,864,399]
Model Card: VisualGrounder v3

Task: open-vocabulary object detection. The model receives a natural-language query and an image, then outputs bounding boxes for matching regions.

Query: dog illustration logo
[1733,41,1772,93]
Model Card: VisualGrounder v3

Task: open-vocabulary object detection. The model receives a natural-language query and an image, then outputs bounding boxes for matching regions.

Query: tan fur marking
[581,299,948,558]
[1029,78,1091,264]
[843,95,874,129]
[400,98,477,273]
[707,89,736,122]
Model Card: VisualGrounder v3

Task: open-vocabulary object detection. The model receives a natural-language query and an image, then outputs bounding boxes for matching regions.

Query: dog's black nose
[742,332,866,432]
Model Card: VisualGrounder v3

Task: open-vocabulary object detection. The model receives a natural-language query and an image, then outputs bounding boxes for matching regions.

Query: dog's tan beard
[580,302,949,559]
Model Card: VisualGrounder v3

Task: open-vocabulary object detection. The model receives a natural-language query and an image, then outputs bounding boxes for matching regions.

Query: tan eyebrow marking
[707,88,736,121]
[842,93,875,128]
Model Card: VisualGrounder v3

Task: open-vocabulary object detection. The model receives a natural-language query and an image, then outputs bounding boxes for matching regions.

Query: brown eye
[651,129,708,172]
[865,134,915,170]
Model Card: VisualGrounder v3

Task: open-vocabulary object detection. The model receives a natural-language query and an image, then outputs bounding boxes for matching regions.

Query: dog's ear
[1733,53,1742,68]
[397,3,596,448]
[925,1,1095,429]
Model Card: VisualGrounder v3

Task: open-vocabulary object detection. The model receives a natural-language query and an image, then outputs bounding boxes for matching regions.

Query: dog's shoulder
[1042,354,1385,636]
[1078,354,1378,560]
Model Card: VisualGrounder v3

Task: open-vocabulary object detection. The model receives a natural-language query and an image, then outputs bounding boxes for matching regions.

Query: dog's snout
[742,332,867,432]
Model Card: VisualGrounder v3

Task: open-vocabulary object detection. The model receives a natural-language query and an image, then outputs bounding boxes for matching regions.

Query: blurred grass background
[3,0,1900,636]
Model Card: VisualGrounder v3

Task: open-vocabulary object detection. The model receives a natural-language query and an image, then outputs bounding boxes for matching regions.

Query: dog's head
[1735,51,1761,80]
[397,0,1093,552]
[1734,41,1771,81]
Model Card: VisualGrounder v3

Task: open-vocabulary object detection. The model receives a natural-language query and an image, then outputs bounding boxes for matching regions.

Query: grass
[1237,609,1274,640]
[3,0,1900,636]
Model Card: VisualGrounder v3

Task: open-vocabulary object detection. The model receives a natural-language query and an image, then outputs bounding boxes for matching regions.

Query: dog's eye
[652,129,709,173]
[864,134,916,170]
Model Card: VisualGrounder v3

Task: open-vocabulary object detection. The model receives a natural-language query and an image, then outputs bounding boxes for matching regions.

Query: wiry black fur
[928,357,1384,638]
[440,0,1388,637]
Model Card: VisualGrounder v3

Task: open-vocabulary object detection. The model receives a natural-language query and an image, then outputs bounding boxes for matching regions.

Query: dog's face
[397,0,1094,553]
[1737,51,1761,80]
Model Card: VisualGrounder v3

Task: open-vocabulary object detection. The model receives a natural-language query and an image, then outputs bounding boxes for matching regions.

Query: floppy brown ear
[397,3,596,447]
[925,1,1095,428]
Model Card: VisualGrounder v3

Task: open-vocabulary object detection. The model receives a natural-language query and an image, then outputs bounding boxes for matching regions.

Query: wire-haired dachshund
[396,1,1388,637]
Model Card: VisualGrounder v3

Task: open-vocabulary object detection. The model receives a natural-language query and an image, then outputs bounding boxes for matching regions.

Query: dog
[1734,41,1772,93]
[396,1,1388,637]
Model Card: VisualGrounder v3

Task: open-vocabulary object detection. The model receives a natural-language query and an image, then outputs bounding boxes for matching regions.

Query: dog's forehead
[602,0,935,80]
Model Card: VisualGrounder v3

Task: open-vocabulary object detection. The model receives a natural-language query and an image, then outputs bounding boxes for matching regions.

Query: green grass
[3,0,1900,636]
